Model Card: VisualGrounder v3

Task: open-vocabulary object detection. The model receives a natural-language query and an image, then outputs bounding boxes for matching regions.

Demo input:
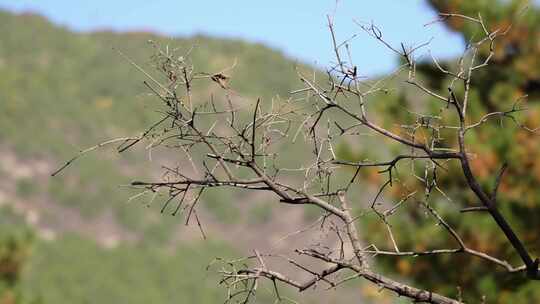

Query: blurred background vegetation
[0,0,538,303]
[353,1,540,302]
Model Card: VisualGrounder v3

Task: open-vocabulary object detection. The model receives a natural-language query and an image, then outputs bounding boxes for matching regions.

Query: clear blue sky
[0,0,466,76]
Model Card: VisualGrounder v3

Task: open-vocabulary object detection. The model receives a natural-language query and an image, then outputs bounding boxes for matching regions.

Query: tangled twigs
[55,10,540,304]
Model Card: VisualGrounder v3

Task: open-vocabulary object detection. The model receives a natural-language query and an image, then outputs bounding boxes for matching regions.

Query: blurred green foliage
[21,235,235,304]
[248,201,274,225]
[0,8,308,231]
[341,1,540,302]
[0,207,40,304]
[0,9,311,304]
[0,10,303,158]
[0,5,316,218]
[15,179,38,199]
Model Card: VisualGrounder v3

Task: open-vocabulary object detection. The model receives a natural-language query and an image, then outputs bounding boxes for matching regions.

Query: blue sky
[0,0,466,76]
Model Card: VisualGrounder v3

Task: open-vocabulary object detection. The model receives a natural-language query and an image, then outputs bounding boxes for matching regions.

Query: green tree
[0,208,38,304]
[362,1,540,302]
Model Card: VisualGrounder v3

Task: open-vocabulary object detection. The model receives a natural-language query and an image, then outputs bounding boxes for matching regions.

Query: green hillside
[0,10,326,304]
[0,8,310,226]
[0,10,304,156]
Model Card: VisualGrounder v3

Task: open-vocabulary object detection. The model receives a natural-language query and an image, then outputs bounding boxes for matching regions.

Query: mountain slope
[0,10,358,304]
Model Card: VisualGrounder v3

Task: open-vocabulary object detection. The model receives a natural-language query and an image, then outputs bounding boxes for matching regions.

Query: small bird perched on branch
[210,73,230,89]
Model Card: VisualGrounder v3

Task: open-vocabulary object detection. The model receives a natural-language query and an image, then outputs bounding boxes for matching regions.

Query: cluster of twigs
[53,12,539,304]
